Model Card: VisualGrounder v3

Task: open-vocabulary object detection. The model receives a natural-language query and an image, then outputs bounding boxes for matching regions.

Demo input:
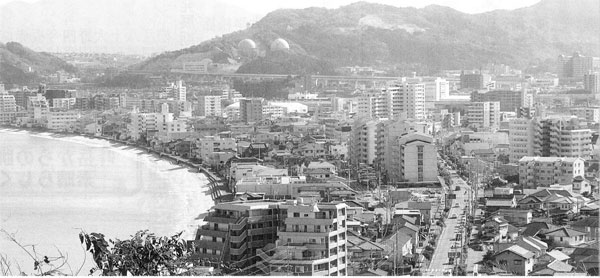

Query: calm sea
[0,130,212,275]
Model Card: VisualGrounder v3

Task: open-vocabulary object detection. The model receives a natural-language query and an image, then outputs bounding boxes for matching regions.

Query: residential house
[483,216,509,242]
[380,231,414,274]
[297,142,328,158]
[541,227,587,247]
[530,260,574,276]
[572,176,592,195]
[302,161,337,176]
[346,231,385,260]
[493,245,536,276]
[570,216,599,241]
[495,209,533,226]
[486,196,517,212]
[537,249,570,264]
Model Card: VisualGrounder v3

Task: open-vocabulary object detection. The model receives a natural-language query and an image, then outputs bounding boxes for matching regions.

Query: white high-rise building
[467,102,500,130]
[508,118,537,163]
[423,77,450,101]
[518,157,585,189]
[197,95,222,117]
[350,119,381,166]
[0,90,17,124]
[357,83,425,120]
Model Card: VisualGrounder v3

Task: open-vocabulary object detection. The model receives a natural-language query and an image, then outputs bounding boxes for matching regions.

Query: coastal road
[424,175,469,276]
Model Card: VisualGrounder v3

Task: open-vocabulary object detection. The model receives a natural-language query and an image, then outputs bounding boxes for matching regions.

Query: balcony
[196,240,225,250]
[229,230,247,242]
[197,226,228,238]
[248,227,276,236]
[230,243,248,255]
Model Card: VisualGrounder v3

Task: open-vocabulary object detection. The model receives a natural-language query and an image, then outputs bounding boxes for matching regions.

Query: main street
[424,173,469,276]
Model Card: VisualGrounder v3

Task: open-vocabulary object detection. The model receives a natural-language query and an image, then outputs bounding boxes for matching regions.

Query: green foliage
[80,230,193,276]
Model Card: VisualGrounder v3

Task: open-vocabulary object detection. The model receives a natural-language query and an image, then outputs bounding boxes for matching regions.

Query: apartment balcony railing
[230,243,248,255]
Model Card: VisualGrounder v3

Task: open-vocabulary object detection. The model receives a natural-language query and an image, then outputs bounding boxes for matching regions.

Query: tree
[79,230,197,276]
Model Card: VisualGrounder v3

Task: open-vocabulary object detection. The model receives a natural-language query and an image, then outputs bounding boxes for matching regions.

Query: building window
[514,260,522,265]
[293,213,300,217]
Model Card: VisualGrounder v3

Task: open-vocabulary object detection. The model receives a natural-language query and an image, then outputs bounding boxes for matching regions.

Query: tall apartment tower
[584,72,600,95]
[356,83,425,120]
[240,98,263,123]
[535,117,592,158]
[176,80,186,101]
[257,201,349,276]
[0,90,17,124]
[558,53,595,80]
[349,119,381,166]
[467,102,500,130]
[193,200,286,268]
[508,118,538,163]
[383,83,425,120]
[197,95,222,117]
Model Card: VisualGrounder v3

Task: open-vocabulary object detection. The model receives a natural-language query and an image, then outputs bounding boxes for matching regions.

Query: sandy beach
[0,128,213,274]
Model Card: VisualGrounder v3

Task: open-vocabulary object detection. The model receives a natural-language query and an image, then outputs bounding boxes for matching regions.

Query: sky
[0,0,542,15]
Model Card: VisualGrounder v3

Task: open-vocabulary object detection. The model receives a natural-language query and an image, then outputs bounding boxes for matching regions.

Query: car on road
[450,213,457,219]
[443,269,452,276]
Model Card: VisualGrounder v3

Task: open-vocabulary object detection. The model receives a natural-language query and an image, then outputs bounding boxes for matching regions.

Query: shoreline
[0,127,223,236]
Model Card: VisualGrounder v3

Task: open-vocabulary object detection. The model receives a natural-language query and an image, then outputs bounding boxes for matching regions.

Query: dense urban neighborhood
[1,0,600,276]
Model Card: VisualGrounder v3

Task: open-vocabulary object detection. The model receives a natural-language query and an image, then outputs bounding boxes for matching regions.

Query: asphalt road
[424,175,469,276]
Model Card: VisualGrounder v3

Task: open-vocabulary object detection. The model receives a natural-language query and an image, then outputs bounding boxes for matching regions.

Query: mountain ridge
[136,0,600,75]
[0,41,77,85]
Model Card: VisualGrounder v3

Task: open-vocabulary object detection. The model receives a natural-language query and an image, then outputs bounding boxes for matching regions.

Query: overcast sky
[1,0,542,14]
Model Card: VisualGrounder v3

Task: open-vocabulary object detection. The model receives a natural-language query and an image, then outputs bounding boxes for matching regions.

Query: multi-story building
[394,132,437,184]
[509,118,538,163]
[128,110,158,140]
[375,119,433,184]
[467,101,500,130]
[460,72,491,90]
[257,201,349,276]
[240,98,263,123]
[193,200,286,267]
[262,104,285,120]
[196,95,222,117]
[350,119,381,166]
[383,83,425,120]
[51,98,76,110]
[518,157,585,189]
[509,117,593,162]
[558,53,596,80]
[569,107,600,123]
[46,111,81,131]
[534,117,592,158]
[27,94,49,123]
[195,136,237,164]
[8,90,34,109]
[0,91,17,124]
[356,91,385,119]
[584,72,600,94]
[356,83,425,120]
[470,90,532,112]
[423,77,450,101]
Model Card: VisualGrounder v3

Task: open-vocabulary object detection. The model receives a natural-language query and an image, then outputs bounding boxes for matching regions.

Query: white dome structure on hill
[270,38,290,52]
[238,39,257,57]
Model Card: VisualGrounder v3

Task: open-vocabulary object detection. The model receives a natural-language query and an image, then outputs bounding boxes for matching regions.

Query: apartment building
[46,111,81,131]
[383,83,425,120]
[257,201,349,276]
[569,107,600,123]
[535,117,592,158]
[197,95,222,117]
[518,157,585,189]
[240,98,264,123]
[195,136,237,164]
[467,101,500,130]
[350,119,381,166]
[470,90,532,112]
[584,72,600,94]
[193,200,286,267]
[509,117,593,163]
[0,91,17,124]
[375,120,437,184]
[356,83,425,120]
